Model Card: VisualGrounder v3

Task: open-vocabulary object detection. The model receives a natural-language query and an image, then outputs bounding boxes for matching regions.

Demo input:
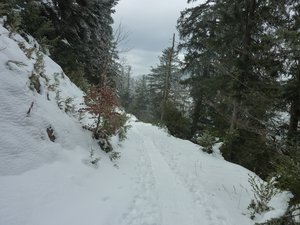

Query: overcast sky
[113,0,199,77]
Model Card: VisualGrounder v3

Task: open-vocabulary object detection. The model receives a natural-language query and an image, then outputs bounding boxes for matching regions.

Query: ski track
[121,123,233,225]
[119,133,161,225]
[150,134,233,225]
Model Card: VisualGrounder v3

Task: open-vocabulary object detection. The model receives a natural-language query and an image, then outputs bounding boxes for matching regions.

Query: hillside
[0,24,291,225]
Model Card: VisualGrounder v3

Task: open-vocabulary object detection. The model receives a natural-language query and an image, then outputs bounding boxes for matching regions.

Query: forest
[122,1,300,217]
[1,0,299,224]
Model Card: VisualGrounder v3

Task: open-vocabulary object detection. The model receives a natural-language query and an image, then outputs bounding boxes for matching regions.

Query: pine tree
[273,0,300,206]
[278,0,300,144]
[147,42,182,122]
[143,41,191,138]
[130,76,151,122]
[178,0,284,176]
[1,0,119,87]
[53,0,119,84]
[160,34,176,122]
[117,64,133,110]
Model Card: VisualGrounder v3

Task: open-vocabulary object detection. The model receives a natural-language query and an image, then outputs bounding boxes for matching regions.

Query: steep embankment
[0,24,291,225]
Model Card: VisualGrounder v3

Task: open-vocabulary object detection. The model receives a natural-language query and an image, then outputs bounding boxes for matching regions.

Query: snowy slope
[0,24,291,225]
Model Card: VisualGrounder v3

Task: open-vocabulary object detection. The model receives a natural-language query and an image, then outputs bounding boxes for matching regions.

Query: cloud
[113,0,202,77]
[119,49,161,77]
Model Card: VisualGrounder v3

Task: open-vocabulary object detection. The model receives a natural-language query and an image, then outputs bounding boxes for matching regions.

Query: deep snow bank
[0,24,98,175]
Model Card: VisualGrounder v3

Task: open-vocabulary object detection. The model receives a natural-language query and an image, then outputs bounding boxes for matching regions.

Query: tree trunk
[161,33,176,122]
[191,95,203,134]
[287,65,300,142]
[95,114,101,135]
[230,97,239,132]
[287,100,299,141]
[230,0,255,132]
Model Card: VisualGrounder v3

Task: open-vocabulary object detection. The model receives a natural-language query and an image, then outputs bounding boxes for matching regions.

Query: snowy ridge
[0,24,291,225]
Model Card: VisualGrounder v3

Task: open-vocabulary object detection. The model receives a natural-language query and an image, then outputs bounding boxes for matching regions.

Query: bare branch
[113,23,131,53]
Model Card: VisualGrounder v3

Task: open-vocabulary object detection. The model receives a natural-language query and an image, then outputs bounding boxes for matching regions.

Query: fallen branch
[26,101,34,116]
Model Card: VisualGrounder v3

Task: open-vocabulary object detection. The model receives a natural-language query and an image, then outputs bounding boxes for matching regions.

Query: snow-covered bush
[248,174,278,219]
[102,112,128,137]
[2,7,21,38]
[109,151,121,162]
[55,91,76,115]
[28,50,44,94]
[195,130,216,153]
[29,73,41,93]
[117,114,131,142]
[255,205,300,225]
[156,123,170,136]
[46,126,56,142]
[89,147,100,167]
[275,144,300,205]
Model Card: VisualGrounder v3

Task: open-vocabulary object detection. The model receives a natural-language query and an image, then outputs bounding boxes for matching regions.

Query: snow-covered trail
[0,119,287,225]
[120,122,237,225]
[144,137,197,225]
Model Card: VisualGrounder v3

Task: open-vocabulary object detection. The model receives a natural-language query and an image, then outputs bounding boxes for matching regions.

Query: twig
[26,101,34,116]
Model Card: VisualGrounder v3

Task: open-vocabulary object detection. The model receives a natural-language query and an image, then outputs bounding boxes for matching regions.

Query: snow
[0,24,292,225]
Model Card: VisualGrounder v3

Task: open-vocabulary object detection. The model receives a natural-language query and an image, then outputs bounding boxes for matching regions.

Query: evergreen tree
[130,76,151,122]
[2,0,119,87]
[117,64,133,110]
[278,0,300,144]
[147,43,182,122]
[144,42,191,138]
[49,0,119,84]
[178,0,284,176]
[273,0,300,206]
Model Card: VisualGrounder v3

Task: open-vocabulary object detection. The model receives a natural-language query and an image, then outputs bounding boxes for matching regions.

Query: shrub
[97,137,113,153]
[254,205,300,225]
[34,51,45,73]
[18,42,35,59]
[55,92,75,115]
[28,50,45,94]
[89,147,100,166]
[163,101,191,139]
[46,126,56,142]
[221,129,274,179]
[248,174,278,219]
[81,85,119,134]
[195,130,216,153]
[275,145,300,205]
[109,151,121,162]
[3,6,21,38]
[29,73,41,93]
[64,97,75,114]
[81,85,130,152]
[116,114,131,142]
[101,112,128,137]
[55,91,63,109]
